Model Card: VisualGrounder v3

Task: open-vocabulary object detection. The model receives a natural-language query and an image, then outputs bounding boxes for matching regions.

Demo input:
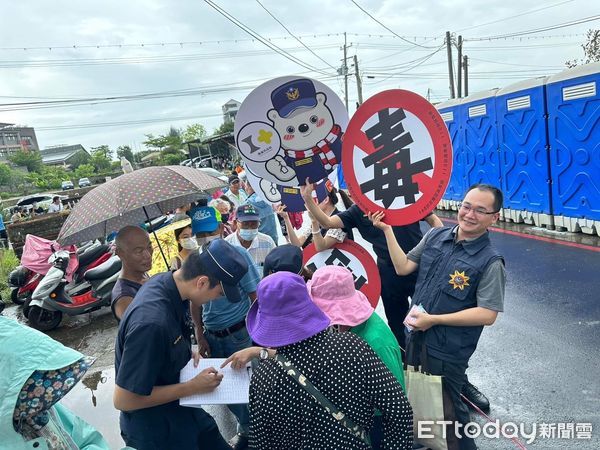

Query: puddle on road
[61,368,123,449]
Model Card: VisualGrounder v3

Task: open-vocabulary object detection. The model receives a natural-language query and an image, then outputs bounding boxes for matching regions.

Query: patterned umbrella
[57,166,225,245]
[148,218,191,275]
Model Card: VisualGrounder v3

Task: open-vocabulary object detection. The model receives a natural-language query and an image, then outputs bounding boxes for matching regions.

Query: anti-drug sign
[303,240,381,308]
[235,76,349,188]
[342,89,452,226]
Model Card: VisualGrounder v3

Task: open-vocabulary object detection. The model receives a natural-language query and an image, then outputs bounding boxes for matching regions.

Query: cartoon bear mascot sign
[235,76,349,196]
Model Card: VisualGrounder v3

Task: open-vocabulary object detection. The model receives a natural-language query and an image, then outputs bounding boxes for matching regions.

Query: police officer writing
[113,239,248,450]
[370,184,506,450]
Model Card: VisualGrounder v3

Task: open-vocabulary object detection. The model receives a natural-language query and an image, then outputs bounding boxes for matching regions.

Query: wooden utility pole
[463,55,469,97]
[343,32,349,111]
[353,54,363,105]
[446,31,456,99]
[457,35,463,98]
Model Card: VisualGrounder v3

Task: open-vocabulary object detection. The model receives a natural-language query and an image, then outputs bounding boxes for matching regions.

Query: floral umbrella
[57,165,225,246]
[148,218,191,275]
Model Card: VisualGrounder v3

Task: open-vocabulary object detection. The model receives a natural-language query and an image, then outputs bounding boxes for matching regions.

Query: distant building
[0,123,40,161]
[40,144,90,167]
[222,99,241,124]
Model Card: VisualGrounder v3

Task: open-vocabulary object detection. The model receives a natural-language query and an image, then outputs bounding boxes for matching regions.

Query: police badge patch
[449,270,470,290]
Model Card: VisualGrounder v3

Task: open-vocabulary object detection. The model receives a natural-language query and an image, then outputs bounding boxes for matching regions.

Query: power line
[467,14,600,41]
[349,0,439,49]
[366,44,446,85]
[253,0,337,71]
[456,0,577,32]
[202,0,333,76]
[468,56,564,68]
[0,44,340,69]
[0,33,346,52]
[35,113,224,131]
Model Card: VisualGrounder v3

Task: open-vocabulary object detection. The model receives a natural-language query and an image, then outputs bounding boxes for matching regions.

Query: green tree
[73,164,95,180]
[90,145,112,172]
[117,145,135,163]
[182,123,207,143]
[26,166,69,190]
[215,121,234,135]
[566,29,600,67]
[68,150,91,169]
[0,164,13,185]
[8,149,43,173]
[90,145,113,160]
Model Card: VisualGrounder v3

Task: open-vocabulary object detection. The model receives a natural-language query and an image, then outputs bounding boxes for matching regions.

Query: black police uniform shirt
[337,204,423,263]
[114,271,217,449]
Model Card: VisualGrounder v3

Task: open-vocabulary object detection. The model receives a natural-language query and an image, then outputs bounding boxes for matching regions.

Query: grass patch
[0,249,20,303]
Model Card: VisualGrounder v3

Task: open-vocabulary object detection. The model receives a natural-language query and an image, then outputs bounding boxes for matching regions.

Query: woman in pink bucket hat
[309,265,407,450]
[245,271,413,450]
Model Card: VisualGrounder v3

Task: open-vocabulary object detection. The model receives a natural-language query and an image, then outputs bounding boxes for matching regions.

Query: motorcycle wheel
[27,306,62,331]
[10,288,29,305]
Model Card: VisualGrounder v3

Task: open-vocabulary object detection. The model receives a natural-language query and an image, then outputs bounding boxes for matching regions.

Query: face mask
[197,235,220,246]
[239,228,258,241]
[221,213,230,223]
[180,237,198,250]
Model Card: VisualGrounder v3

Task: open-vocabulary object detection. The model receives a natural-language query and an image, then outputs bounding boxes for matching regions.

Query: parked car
[198,167,228,183]
[61,180,74,190]
[11,193,69,214]
[78,177,91,188]
[179,159,192,167]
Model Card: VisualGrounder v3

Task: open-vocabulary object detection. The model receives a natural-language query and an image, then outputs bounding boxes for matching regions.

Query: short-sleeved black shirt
[337,204,423,262]
[115,272,215,449]
[111,278,142,322]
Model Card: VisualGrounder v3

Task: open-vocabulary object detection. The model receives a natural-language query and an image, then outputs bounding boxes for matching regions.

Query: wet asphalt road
[4,218,599,449]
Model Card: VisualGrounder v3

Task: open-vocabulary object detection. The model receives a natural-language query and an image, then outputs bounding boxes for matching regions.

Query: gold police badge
[448,270,470,290]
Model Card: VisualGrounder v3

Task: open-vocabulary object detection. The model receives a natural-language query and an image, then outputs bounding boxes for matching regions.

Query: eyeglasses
[459,202,498,216]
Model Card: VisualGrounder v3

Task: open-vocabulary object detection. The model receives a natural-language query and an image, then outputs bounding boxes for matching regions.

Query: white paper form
[179,358,252,406]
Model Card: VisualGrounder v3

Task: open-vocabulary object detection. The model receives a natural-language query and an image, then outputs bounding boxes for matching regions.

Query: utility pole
[427,88,431,102]
[463,55,469,97]
[457,35,463,98]
[353,54,363,105]
[343,32,349,111]
[445,31,456,99]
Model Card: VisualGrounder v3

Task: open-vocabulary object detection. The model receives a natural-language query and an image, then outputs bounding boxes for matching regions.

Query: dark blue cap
[198,239,248,302]
[236,204,260,222]
[271,79,317,118]
[263,244,303,278]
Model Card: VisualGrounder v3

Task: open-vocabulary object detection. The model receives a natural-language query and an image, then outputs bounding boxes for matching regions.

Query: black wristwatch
[259,348,270,360]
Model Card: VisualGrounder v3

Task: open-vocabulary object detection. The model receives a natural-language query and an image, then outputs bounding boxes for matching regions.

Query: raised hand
[368,211,391,231]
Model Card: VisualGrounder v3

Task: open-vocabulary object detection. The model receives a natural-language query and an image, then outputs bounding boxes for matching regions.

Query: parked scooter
[8,265,44,305]
[28,251,122,331]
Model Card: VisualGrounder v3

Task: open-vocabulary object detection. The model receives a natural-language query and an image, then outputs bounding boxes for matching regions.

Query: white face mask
[197,235,220,246]
[180,237,199,250]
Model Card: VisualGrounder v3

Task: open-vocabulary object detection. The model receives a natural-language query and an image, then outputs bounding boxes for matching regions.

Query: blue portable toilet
[495,77,552,228]
[436,98,463,209]
[460,89,502,197]
[546,62,600,235]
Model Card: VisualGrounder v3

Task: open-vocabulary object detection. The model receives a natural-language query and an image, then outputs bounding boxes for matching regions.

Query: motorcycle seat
[84,256,122,281]
[78,244,110,268]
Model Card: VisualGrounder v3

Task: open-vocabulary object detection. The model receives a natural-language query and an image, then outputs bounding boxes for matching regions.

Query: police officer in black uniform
[114,239,247,450]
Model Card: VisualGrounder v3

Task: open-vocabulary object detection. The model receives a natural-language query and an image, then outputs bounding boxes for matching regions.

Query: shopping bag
[404,365,449,450]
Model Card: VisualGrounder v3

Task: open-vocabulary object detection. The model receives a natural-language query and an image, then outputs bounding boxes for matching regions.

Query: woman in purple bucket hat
[244,271,413,450]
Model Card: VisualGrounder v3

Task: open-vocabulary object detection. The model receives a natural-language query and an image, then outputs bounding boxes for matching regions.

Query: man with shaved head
[111,225,153,321]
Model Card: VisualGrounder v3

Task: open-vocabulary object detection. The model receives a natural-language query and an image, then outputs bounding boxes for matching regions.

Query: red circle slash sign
[342,89,452,225]
[303,239,381,308]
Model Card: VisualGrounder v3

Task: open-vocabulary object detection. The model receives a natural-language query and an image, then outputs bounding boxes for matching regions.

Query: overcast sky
[0,0,596,154]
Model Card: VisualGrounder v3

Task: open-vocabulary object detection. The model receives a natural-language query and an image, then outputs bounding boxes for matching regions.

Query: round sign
[303,239,381,308]
[244,167,338,212]
[342,89,452,226]
[235,76,349,187]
